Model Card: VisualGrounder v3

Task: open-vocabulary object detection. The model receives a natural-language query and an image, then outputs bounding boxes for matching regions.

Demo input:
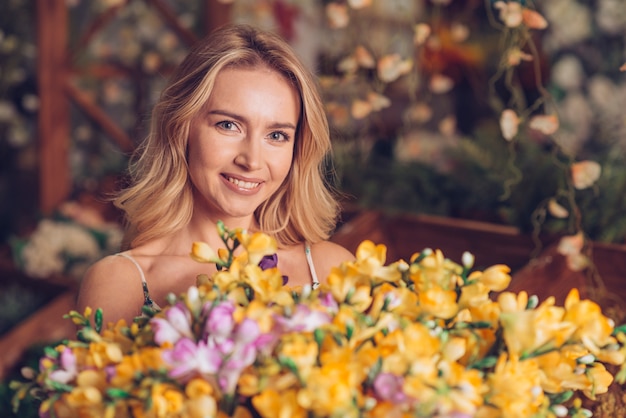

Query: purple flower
[217,318,262,393]
[373,372,408,403]
[151,303,194,345]
[162,338,222,383]
[48,348,77,384]
[319,292,339,313]
[204,300,236,343]
[259,253,289,285]
[274,304,331,332]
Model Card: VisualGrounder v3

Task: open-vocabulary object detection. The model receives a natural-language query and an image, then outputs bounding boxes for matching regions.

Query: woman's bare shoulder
[77,254,145,325]
[309,240,355,282]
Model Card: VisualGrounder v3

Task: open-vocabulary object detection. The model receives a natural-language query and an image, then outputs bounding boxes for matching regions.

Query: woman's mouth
[227,176,260,190]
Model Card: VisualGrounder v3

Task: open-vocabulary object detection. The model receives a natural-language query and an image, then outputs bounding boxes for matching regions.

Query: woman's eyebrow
[208,109,297,130]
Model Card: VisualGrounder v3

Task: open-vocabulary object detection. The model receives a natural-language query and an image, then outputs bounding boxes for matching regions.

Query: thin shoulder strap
[117,252,147,283]
[304,243,320,289]
[116,252,157,309]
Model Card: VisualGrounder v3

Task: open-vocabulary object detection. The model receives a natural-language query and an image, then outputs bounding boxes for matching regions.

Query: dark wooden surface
[332,211,626,306]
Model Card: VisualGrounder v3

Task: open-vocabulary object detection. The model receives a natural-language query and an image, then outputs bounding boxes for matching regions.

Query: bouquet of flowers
[11,222,626,417]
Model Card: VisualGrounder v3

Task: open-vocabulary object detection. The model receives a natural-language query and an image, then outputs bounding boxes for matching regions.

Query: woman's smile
[222,174,263,194]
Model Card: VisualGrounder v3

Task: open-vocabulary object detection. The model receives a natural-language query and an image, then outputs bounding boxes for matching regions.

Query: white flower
[551,55,585,91]
[542,0,592,52]
[596,0,626,35]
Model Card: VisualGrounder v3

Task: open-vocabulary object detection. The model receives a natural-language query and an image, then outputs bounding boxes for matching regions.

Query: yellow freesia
[564,288,616,351]
[418,285,459,319]
[243,264,294,306]
[236,230,278,266]
[468,264,511,292]
[190,241,220,264]
[484,354,546,417]
[253,388,306,418]
[278,334,318,380]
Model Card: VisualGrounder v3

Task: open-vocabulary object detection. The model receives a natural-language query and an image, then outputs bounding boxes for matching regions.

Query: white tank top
[117,243,320,311]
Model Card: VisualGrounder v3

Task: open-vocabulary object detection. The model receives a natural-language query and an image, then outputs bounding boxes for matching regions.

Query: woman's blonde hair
[116,24,340,249]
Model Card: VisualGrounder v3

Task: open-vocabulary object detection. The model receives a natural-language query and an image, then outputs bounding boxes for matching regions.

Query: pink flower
[274,304,331,332]
[218,319,263,393]
[373,372,407,403]
[204,300,236,344]
[48,348,77,384]
[162,338,222,383]
[152,303,193,345]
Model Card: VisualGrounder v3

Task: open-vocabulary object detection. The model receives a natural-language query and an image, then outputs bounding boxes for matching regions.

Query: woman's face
[187,66,300,224]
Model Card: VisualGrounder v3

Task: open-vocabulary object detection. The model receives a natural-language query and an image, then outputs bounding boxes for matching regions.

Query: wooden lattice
[36,0,231,214]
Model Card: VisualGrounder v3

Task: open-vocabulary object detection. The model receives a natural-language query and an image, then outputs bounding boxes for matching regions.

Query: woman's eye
[216,121,237,131]
[269,131,290,142]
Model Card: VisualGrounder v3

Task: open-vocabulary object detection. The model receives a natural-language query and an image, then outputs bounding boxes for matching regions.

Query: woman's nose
[234,138,262,170]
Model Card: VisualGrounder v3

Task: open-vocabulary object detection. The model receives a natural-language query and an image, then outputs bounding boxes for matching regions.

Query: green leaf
[43,346,59,359]
[612,323,626,336]
[469,356,497,370]
[549,390,573,405]
[314,328,325,347]
[346,324,354,341]
[106,388,131,399]
[95,308,103,333]
[365,357,382,387]
[45,379,74,393]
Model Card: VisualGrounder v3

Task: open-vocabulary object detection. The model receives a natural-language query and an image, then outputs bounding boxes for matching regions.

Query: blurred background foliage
[1,0,626,246]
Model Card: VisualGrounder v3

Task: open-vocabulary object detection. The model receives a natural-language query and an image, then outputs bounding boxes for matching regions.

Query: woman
[77,24,354,325]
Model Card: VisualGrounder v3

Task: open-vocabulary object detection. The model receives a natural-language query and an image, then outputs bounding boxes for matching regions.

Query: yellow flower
[149,383,185,417]
[190,241,220,264]
[369,283,419,320]
[500,299,576,357]
[410,249,462,291]
[484,354,546,417]
[185,396,217,418]
[352,240,402,284]
[458,282,490,309]
[235,300,276,333]
[418,285,459,319]
[278,334,318,380]
[468,264,511,292]
[252,388,306,418]
[243,264,294,306]
[297,360,362,417]
[498,291,529,313]
[236,230,278,266]
[110,348,164,388]
[63,386,104,417]
[85,341,123,369]
[327,268,372,312]
[564,288,615,352]
[184,378,218,418]
[435,360,486,415]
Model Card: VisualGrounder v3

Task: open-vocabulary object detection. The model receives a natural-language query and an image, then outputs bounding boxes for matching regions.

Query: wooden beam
[204,0,232,34]
[37,0,70,214]
[147,0,199,46]
[64,81,135,153]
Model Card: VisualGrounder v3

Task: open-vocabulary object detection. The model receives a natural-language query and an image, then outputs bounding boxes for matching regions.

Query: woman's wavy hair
[116,24,340,249]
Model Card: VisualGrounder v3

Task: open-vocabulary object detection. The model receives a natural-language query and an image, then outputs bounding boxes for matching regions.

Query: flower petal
[529,114,559,135]
[522,8,548,30]
[571,160,601,189]
[499,109,520,141]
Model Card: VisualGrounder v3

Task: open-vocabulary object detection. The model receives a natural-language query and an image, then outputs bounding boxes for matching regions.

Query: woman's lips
[221,174,263,194]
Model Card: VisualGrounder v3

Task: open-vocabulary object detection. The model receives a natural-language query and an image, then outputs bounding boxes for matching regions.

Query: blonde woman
[77,24,353,325]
